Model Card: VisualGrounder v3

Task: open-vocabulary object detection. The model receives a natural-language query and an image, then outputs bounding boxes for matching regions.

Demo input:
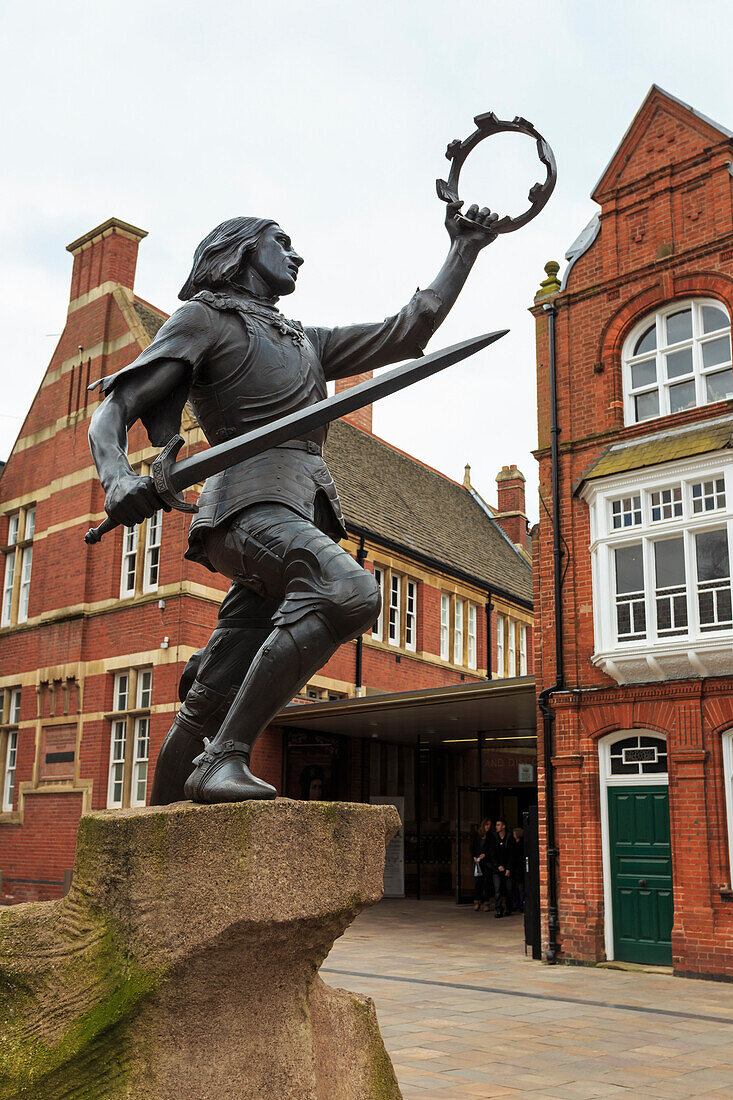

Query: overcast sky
[2,0,732,522]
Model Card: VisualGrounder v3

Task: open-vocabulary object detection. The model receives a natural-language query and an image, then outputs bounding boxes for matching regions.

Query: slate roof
[325,419,533,605]
[576,416,733,490]
[133,299,167,342]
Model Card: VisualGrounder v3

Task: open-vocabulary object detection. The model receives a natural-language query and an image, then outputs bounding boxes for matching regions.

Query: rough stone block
[0,799,403,1099]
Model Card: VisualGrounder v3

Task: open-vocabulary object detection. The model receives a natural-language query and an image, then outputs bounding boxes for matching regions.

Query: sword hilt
[84,435,198,546]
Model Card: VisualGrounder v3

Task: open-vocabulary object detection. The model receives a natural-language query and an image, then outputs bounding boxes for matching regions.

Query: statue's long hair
[179,217,276,300]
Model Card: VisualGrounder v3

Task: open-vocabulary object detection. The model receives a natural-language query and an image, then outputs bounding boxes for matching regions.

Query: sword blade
[170,329,508,491]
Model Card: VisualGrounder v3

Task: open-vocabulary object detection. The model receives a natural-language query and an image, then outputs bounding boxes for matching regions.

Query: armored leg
[184,504,380,804]
[150,584,278,805]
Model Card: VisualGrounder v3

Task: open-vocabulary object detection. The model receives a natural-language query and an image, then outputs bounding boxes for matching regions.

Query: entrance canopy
[275,677,536,748]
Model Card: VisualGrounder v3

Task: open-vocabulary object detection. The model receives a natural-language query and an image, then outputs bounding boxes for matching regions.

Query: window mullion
[642,537,655,643]
[684,528,699,641]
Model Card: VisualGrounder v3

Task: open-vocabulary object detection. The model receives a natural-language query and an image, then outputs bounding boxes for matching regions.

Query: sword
[84,328,508,545]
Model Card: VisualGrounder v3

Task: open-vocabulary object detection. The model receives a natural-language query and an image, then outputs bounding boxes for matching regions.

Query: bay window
[586,455,733,681]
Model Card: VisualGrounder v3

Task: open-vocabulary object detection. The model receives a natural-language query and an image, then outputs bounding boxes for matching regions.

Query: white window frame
[624,298,731,426]
[2,730,18,813]
[388,574,401,647]
[2,505,36,627]
[107,668,153,809]
[508,618,516,676]
[1,688,21,813]
[143,509,163,593]
[120,525,138,598]
[496,614,505,678]
[1,550,15,627]
[467,603,477,670]
[17,546,33,623]
[598,730,669,961]
[454,599,464,665]
[519,623,528,675]
[723,731,733,887]
[372,567,384,640]
[137,669,152,709]
[584,450,733,682]
[107,719,127,809]
[440,593,450,661]
[131,716,150,807]
[405,580,417,652]
[114,671,129,712]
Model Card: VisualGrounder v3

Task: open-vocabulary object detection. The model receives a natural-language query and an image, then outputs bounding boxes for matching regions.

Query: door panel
[608,786,673,965]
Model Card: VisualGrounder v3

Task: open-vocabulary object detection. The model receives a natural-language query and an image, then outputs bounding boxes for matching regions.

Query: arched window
[623,299,731,425]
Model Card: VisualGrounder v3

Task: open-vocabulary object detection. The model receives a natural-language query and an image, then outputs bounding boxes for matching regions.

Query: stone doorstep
[597,960,674,976]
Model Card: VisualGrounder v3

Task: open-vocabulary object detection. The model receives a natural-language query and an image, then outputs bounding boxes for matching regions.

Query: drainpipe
[355,535,366,697]
[537,301,562,963]
[485,590,492,680]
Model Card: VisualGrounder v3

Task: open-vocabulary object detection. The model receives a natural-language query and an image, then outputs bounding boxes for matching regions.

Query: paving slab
[324,898,733,1099]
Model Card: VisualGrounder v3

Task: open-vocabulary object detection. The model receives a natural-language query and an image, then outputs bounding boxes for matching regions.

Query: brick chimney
[335,372,373,433]
[66,217,148,305]
[495,465,529,549]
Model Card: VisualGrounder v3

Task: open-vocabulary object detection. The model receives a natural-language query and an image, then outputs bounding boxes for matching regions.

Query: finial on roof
[536,259,561,299]
[463,463,472,488]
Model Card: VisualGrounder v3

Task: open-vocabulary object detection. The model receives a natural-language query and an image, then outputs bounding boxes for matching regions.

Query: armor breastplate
[188,308,327,447]
[184,303,346,568]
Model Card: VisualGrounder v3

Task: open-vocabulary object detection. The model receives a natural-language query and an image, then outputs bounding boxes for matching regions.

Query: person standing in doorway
[471,818,492,911]
[489,819,514,918]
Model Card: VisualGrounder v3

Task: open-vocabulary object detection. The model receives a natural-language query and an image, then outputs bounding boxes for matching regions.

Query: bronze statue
[87,113,556,805]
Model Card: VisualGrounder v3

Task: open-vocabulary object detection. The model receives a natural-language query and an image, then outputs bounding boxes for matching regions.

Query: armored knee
[327,569,381,642]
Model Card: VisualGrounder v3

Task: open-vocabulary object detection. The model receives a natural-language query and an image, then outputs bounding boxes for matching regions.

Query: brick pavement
[323,898,733,1099]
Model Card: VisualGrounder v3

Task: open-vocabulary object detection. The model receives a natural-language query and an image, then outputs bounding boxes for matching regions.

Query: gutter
[537,301,562,963]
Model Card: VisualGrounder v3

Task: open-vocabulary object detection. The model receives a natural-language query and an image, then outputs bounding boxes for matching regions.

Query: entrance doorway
[607,786,673,964]
[455,785,537,905]
[600,731,673,965]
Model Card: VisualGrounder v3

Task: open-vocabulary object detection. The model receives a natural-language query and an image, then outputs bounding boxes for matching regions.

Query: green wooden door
[608,786,673,965]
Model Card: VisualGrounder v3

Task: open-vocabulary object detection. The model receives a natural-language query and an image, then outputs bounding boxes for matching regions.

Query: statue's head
[179,217,303,301]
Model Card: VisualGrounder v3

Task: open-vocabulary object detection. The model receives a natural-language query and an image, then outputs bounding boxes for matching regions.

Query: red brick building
[534,87,733,978]
[0,218,534,903]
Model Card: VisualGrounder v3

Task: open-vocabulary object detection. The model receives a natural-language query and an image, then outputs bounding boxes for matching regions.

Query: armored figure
[88,203,497,804]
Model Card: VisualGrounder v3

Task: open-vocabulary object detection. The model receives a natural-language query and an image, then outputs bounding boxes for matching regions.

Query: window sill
[593,636,733,684]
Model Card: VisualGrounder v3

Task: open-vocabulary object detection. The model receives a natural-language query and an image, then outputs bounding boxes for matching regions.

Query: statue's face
[248,224,304,296]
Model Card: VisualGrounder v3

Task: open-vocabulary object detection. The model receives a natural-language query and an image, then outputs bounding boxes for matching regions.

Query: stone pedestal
[0,799,403,1099]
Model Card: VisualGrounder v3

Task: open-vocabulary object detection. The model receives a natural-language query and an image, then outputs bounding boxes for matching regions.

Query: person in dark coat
[471,818,492,910]
[488,818,514,918]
